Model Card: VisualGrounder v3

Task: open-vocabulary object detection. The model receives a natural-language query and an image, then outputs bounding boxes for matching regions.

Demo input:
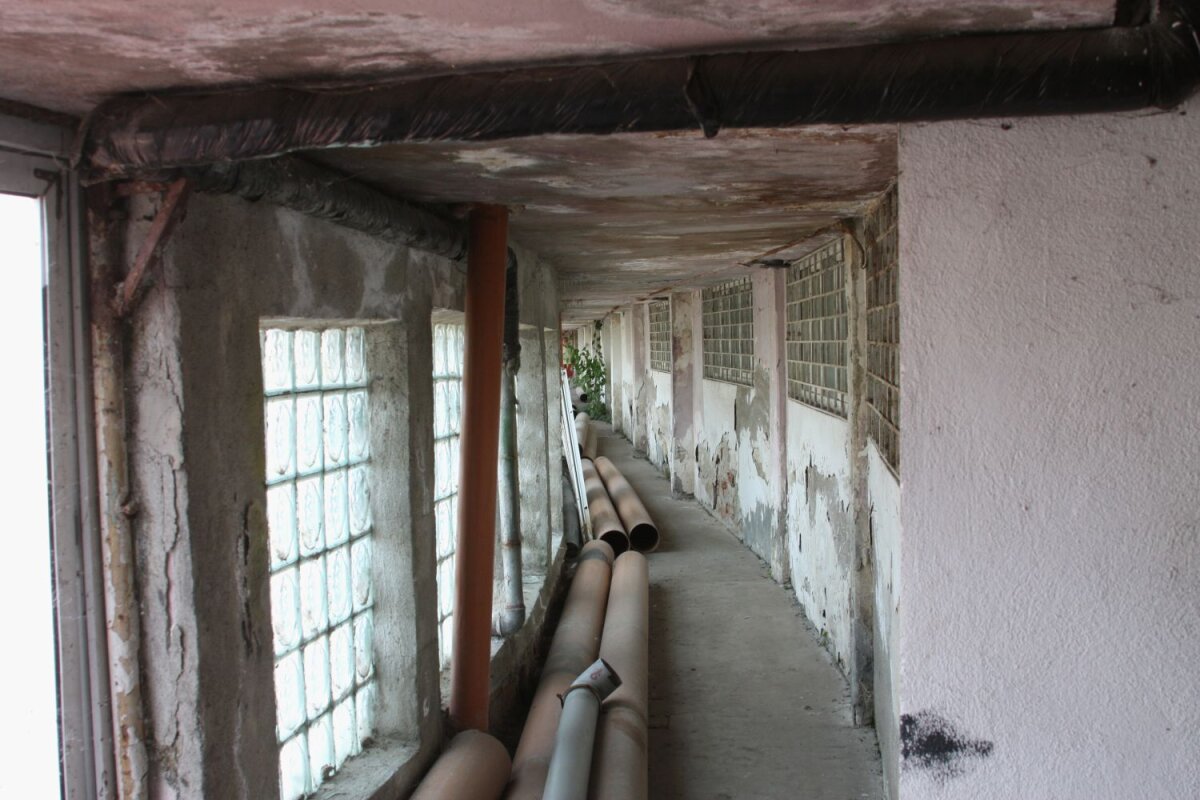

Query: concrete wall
[690,271,787,580]
[127,192,565,798]
[898,101,1200,799]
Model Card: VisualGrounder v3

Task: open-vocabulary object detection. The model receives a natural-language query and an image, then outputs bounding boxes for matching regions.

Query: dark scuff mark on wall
[901,710,994,782]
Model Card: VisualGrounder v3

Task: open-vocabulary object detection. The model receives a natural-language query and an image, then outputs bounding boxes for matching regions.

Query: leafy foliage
[564,323,610,421]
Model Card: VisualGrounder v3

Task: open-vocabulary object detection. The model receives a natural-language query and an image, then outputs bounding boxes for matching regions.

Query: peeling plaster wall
[693,272,787,579]
[899,100,1200,799]
[127,192,565,798]
[669,290,696,496]
[645,368,672,474]
[786,403,855,674]
[629,302,649,452]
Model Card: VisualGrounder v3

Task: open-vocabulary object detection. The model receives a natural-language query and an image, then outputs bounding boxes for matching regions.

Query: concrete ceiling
[1,1,1118,323]
[313,127,897,322]
[1,1,1117,116]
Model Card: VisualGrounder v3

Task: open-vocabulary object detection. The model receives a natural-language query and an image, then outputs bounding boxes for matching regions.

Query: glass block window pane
[648,300,671,373]
[432,323,465,670]
[261,326,376,800]
[863,187,900,473]
[785,239,849,418]
[701,277,755,385]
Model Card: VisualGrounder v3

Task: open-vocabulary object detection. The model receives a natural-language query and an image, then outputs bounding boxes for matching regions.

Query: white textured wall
[899,101,1200,799]
[867,442,901,800]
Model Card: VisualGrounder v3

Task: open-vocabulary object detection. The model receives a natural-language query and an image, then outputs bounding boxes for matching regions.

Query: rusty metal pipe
[449,203,508,732]
[504,540,614,800]
[411,730,511,800]
[580,459,629,555]
[593,457,659,553]
[87,187,149,800]
[589,552,650,800]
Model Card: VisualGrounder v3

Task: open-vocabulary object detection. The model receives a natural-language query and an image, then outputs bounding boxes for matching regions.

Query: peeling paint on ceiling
[0,1,1115,115]
[313,126,897,322]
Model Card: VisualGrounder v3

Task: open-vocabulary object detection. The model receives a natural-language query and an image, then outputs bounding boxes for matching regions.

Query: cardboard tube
[581,459,629,555]
[504,541,614,800]
[594,457,659,552]
[411,731,511,800]
[589,552,650,800]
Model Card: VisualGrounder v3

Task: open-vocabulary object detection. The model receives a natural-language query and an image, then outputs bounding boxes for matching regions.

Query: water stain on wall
[901,710,994,782]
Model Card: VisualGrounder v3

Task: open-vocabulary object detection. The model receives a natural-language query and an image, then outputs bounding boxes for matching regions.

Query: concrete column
[608,313,625,434]
[899,101,1200,800]
[544,328,565,547]
[688,291,704,499]
[517,327,552,573]
[669,291,696,496]
[629,302,648,452]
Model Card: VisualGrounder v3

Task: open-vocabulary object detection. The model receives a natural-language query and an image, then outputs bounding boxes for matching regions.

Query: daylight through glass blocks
[432,323,464,670]
[262,326,376,800]
[864,189,900,472]
[786,239,849,417]
[648,300,671,373]
[702,277,755,385]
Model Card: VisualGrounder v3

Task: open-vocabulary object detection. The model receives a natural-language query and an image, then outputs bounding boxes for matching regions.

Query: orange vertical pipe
[449,204,509,731]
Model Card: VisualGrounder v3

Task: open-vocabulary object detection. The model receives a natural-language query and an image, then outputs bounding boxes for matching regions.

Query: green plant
[564,329,610,422]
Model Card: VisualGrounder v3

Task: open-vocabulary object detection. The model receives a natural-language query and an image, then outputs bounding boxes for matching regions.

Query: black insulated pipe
[184,157,468,260]
[84,0,1200,178]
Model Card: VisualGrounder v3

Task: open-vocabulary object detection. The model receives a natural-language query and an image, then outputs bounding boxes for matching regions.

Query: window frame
[0,113,117,798]
[430,321,464,670]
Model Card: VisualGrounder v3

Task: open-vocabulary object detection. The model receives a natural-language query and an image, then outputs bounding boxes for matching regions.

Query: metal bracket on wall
[113,176,190,318]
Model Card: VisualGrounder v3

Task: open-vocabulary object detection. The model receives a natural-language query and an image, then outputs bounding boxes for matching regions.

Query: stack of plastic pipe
[589,552,650,800]
[504,540,615,800]
[593,457,660,552]
[542,658,622,800]
[580,459,629,555]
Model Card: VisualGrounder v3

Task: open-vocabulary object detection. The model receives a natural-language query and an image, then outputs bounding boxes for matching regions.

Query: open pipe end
[629,523,660,553]
[598,529,630,556]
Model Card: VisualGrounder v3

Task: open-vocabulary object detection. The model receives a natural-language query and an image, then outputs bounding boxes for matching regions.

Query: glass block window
[432,323,464,670]
[648,301,671,373]
[786,239,849,417]
[702,277,754,385]
[864,187,900,472]
[261,327,377,800]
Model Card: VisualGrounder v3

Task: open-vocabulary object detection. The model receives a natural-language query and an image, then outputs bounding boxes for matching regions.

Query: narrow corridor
[593,425,883,800]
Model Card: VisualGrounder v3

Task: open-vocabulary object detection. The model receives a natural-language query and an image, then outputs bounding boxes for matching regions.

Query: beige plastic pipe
[589,551,650,800]
[580,459,629,555]
[594,457,660,552]
[410,730,511,800]
[582,422,599,461]
[504,540,615,800]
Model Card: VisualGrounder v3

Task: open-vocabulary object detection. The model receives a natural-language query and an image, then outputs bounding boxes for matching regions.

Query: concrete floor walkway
[594,425,883,800]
